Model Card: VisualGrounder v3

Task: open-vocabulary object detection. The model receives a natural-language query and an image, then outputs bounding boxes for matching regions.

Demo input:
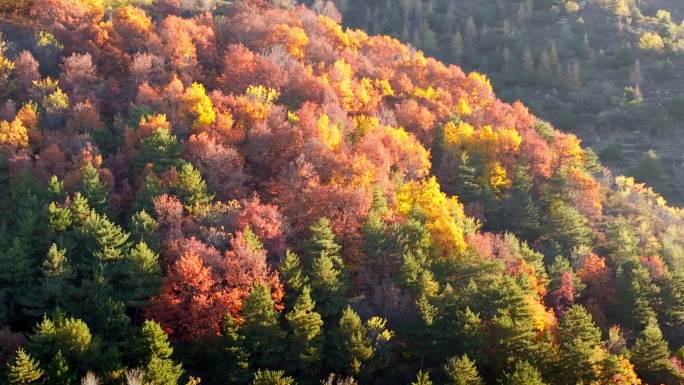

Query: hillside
[0,1,683,385]
[332,0,684,203]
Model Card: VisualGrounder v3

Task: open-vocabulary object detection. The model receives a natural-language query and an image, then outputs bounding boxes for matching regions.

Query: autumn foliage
[0,1,683,384]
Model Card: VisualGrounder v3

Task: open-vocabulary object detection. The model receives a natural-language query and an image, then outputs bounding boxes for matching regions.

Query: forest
[331,0,684,203]
[0,0,683,384]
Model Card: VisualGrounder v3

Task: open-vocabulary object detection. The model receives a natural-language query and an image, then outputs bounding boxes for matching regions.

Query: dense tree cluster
[0,0,683,384]
[331,0,684,204]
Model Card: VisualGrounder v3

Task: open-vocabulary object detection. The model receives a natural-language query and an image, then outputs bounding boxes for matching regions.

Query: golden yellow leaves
[396,177,467,258]
[525,295,556,332]
[0,119,29,148]
[324,59,394,113]
[316,113,341,151]
[467,71,493,93]
[442,121,522,191]
[456,98,472,116]
[182,82,216,131]
[239,85,279,122]
[0,104,37,148]
[273,24,309,59]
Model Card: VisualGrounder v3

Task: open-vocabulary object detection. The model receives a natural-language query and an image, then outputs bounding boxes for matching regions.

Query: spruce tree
[0,238,34,322]
[221,315,250,384]
[116,241,161,310]
[286,285,323,370]
[46,350,75,385]
[130,210,160,252]
[632,320,675,385]
[310,252,347,319]
[29,244,74,317]
[660,271,684,332]
[137,320,183,385]
[335,306,373,376]
[499,360,547,385]
[241,283,285,369]
[556,305,603,384]
[616,262,659,330]
[132,128,183,174]
[281,250,307,296]
[304,218,342,266]
[443,354,484,385]
[7,348,44,385]
[78,164,109,215]
[172,162,213,209]
[133,173,166,214]
[604,216,639,266]
[362,187,389,265]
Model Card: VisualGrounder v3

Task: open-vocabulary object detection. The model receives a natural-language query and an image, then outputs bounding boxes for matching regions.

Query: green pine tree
[172,162,213,209]
[46,350,75,385]
[47,176,66,203]
[362,187,390,264]
[499,360,547,385]
[286,285,324,369]
[137,320,183,385]
[335,307,373,376]
[280,250,308,299]
[220,314,250,384]
[443,354,484,385]
[616,261,659,330]
[545,200,592,255]
[78,164,109,215]
[130,210,160,252]
[132,128,183,174]
[486,278,549,372]
[310,252,347,319]
[496,165,542,240]
[47,202,72,234]
[604,216,639,266]
[556,305,603,384]
[116,241,161,310]
[304,218,342,266]
[241,283,285,369]
[7,348,44,385]
[71,268,132,345]
[659,271,684,332]
[454,151,483,204]
[80,209,130,263]
[1,237,42,322]
[133,173,166,214]
[632,319,676,385]
[28,243,75,317]
[70,193,91,225]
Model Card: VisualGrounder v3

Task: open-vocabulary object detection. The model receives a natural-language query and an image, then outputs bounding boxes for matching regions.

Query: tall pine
[286,285,323,371]
[241,283,285,369]
[443,354,484,385]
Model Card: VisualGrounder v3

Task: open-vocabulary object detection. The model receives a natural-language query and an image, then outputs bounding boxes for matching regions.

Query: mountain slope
[0,1,683,384]
[332,0,684,203]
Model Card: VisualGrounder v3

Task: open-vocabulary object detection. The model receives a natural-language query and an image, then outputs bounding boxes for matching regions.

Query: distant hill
[331,0,684,202]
